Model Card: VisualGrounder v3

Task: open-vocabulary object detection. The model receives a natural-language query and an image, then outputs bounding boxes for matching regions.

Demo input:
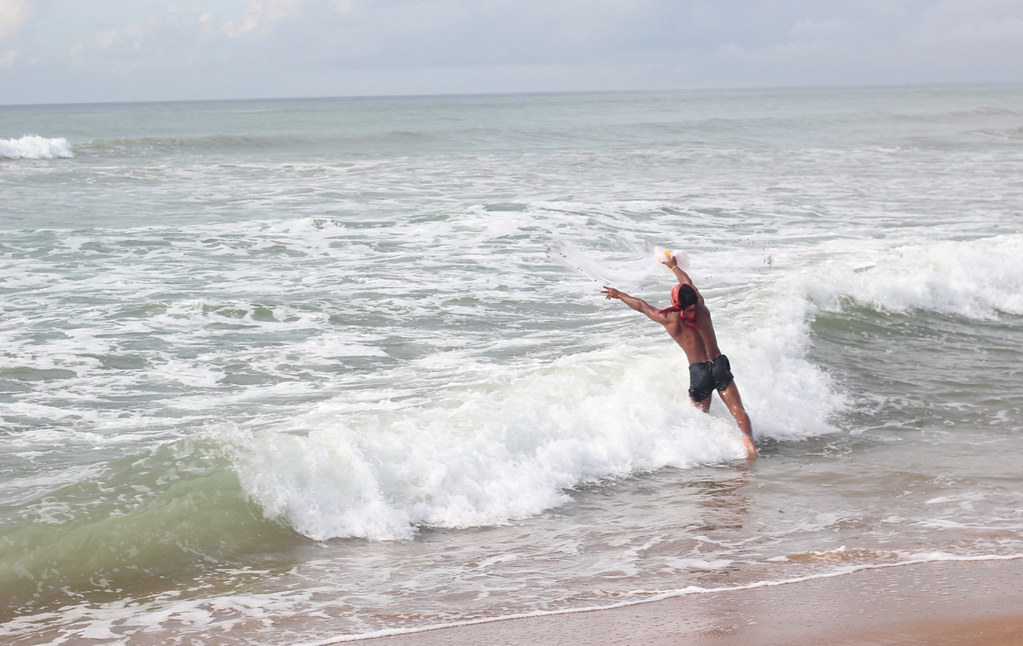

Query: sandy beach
[354,558,1023,646]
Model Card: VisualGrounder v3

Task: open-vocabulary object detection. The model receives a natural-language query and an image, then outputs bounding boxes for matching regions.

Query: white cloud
[96,29,119,49]
[0,0,33,41]
[261,0,307,25]
[788,19,850,43]
[0,48,17,68]
[910,0,1023,46]
[222,14,260,38]
[221,0,317,38]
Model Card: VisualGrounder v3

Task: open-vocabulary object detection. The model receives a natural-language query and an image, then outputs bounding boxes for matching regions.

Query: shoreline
[337,557,1023,646]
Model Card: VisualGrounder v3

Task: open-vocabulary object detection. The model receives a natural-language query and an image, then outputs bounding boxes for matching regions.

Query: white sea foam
[0,135,74,159]
[799,234,1023,318]
[226,349,754,541]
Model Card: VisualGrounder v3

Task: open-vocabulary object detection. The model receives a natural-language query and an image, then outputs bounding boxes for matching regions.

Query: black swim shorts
[711,354,734,391]
[688,361,715,402]
[688,354,734,402]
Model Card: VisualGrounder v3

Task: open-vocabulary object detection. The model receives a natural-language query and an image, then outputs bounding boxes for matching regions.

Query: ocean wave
[73,129,443,158]
[0,135,74,160]
[224,326,841,543]
[74,133,290,157]
[225,349,756,542]
[0,439,295,619]
[802,234,1023,319]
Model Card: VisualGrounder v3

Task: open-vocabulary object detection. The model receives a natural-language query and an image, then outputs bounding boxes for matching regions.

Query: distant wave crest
[0,135,74,159]
[804,234,1023,319]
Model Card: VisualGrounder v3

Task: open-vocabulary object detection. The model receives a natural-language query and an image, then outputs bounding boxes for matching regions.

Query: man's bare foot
[742,434,757,460]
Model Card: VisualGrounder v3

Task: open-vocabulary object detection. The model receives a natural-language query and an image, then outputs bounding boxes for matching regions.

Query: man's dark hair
[676,284,698,309]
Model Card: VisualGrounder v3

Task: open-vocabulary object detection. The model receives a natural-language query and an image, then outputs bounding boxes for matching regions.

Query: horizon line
[3,80,1020,110]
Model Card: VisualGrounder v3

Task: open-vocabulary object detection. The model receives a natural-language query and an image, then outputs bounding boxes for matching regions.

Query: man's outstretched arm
[663,254,695,287]
[601,286,669,324]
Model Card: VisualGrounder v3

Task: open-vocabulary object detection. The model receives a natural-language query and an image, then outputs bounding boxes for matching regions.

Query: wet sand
[351,558,1023,645]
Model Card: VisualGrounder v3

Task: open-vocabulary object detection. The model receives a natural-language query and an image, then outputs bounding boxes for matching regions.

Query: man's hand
[602,286,663,322]
[601,286,623,300]
[662,254,678,270]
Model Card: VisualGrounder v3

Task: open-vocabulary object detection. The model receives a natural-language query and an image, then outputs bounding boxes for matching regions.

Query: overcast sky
[2,0,1022,105]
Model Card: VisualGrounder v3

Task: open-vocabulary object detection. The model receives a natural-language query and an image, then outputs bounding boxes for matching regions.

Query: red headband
[659,284,700,328]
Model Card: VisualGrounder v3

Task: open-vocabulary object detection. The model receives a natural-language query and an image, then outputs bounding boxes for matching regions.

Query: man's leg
[717,382,756,459]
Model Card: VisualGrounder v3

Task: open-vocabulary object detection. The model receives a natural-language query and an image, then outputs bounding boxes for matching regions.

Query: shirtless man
[601,254,756,459]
